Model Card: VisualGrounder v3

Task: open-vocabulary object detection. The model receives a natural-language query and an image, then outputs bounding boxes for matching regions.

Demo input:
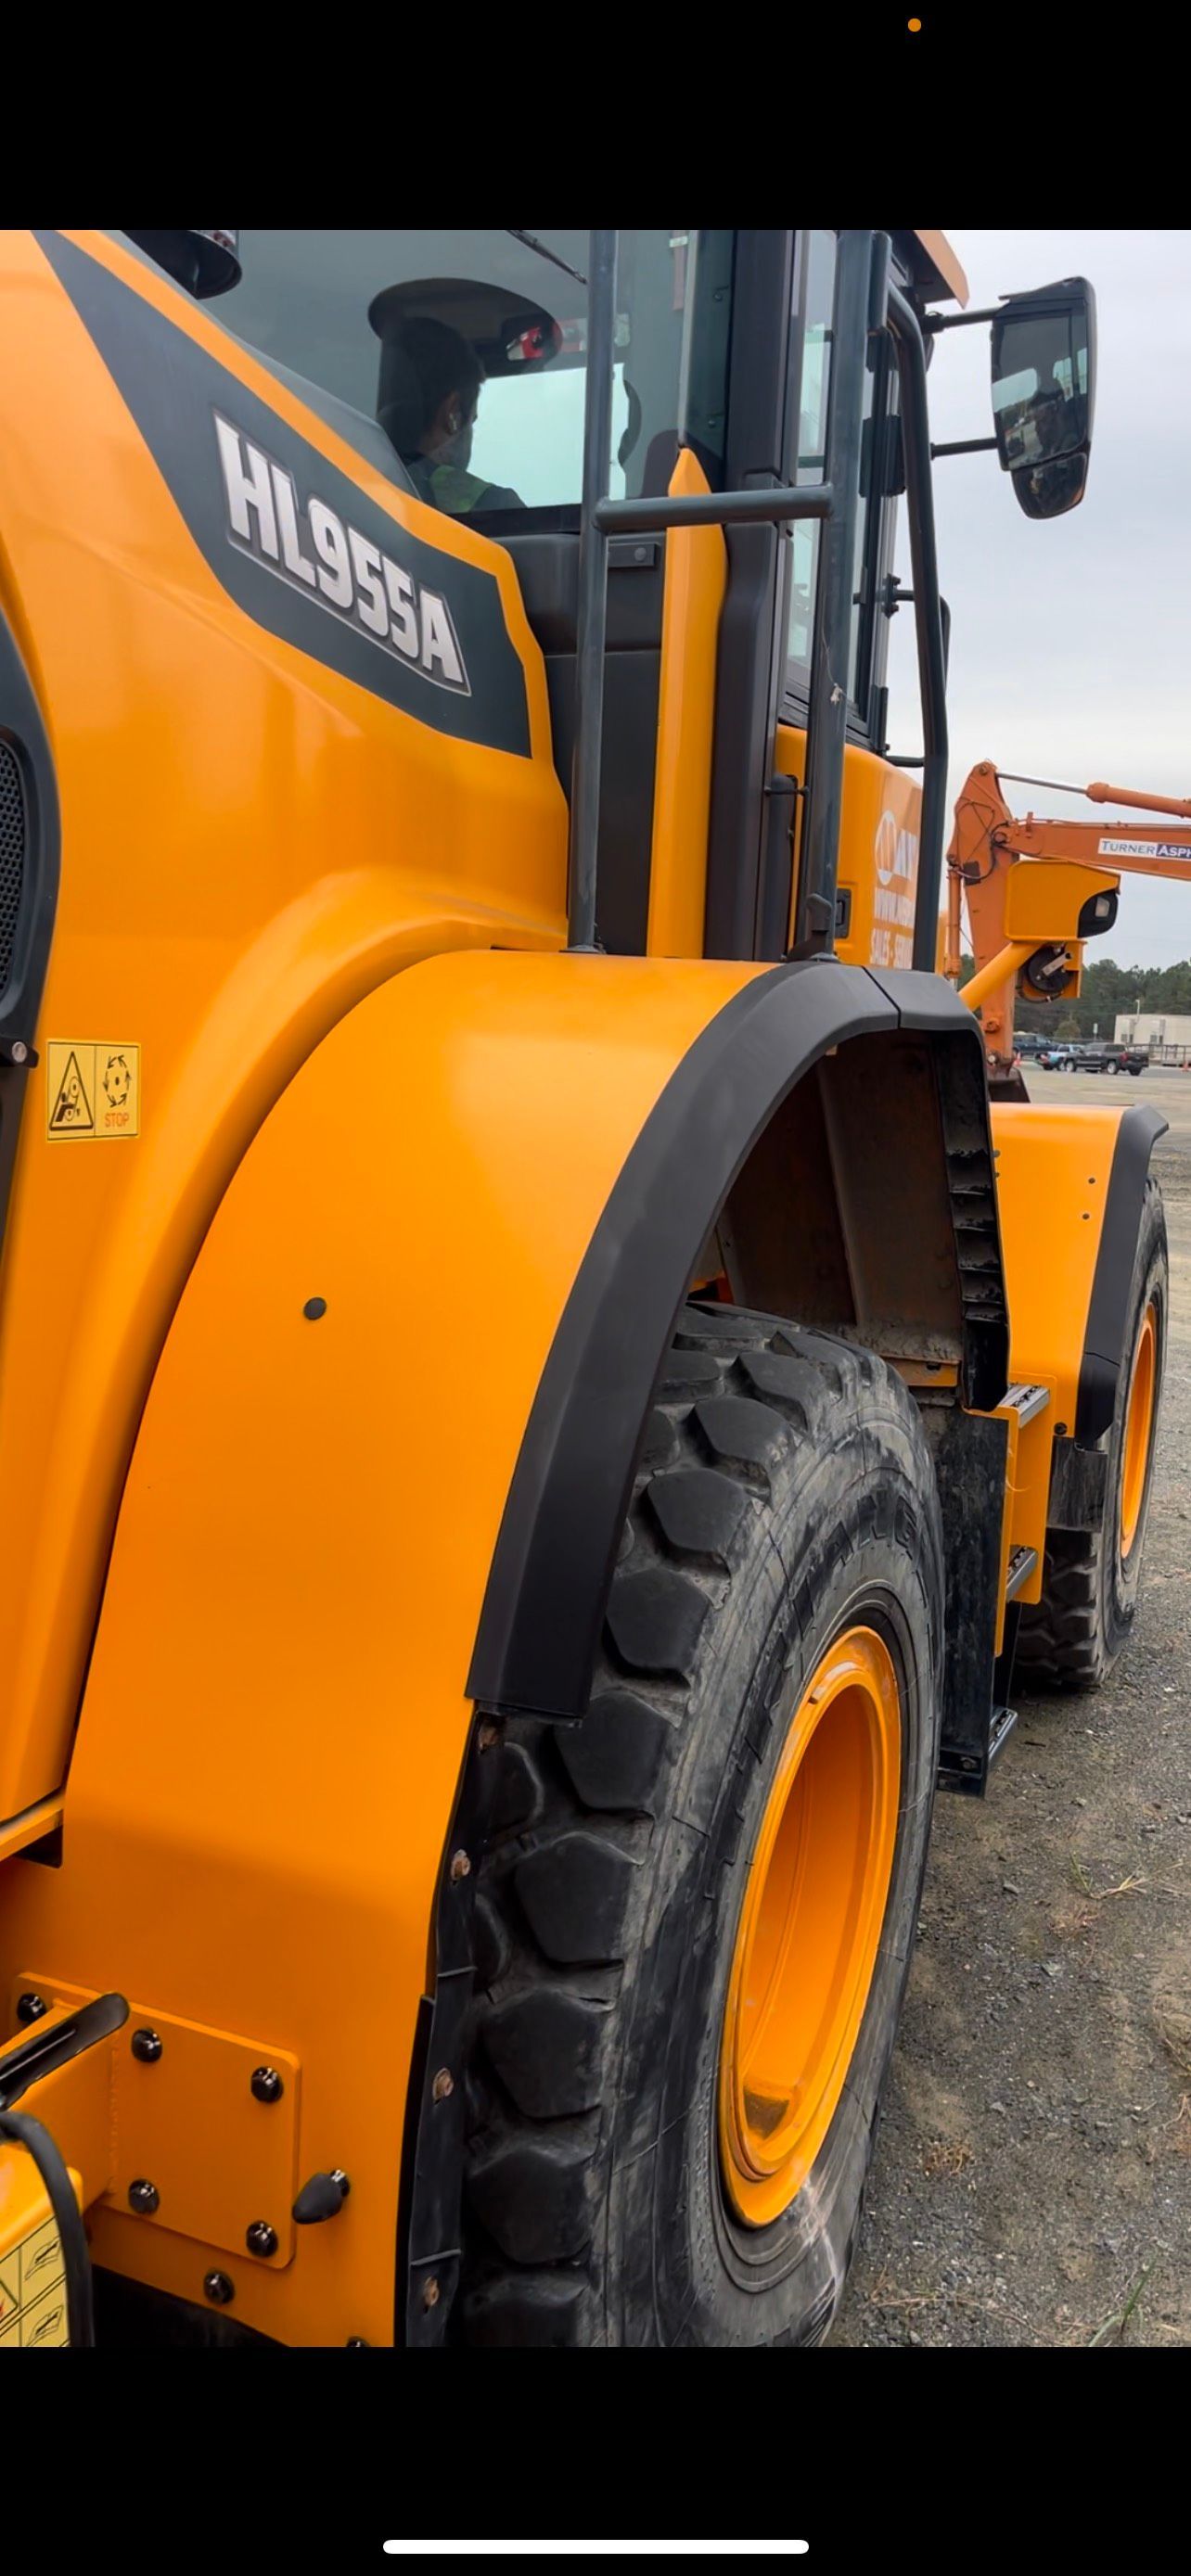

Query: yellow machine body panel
[1002,858,1120,946]
[0,230,567,1827]
[0,950,765,2343]
[991,1101,1129,1434]
[775,726,925,972]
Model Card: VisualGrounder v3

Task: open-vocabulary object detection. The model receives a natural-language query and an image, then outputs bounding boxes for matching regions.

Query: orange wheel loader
[0,230,1164,2348]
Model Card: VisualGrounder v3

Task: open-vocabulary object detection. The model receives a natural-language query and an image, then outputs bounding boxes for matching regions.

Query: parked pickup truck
[1035,1040,1148,1074]
[1080,1041,1149,1076]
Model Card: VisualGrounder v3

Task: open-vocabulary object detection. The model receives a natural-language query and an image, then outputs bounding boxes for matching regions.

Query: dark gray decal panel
[36,231,531,759]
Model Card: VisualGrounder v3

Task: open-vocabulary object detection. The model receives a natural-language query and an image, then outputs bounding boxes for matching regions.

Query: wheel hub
[718,1625,902,2228]
[1121,1298,1158,1559]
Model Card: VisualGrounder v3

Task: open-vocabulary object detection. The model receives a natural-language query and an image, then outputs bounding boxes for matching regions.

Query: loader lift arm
[947,760,1191,1076]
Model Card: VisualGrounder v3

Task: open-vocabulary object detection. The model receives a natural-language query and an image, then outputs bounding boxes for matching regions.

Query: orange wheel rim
[1121,1299,1158,1558]
[719,1625,902,2228]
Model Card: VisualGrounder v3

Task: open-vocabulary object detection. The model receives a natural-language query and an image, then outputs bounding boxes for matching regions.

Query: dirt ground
[832,1065,1191,2350]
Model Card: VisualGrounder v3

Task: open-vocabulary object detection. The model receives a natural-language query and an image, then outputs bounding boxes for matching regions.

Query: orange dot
[908,13,922,24]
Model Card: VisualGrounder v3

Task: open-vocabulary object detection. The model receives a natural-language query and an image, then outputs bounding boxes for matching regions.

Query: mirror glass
[991,278,1095,519]
[1012,451,1090,521]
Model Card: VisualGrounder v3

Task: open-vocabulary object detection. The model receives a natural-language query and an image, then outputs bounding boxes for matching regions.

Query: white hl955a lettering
[214,414,469,695]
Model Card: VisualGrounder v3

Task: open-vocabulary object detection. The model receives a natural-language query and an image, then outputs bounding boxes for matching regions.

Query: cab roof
[895,230,969,309]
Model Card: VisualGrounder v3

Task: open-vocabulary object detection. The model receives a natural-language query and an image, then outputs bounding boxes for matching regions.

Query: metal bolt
[128,2178,160,2216]
[16,1992,47,2026]
[345,2336,370,2348]
[421,2276,441,2310]
[203,2270,235,2306]
[131,2027,163,2063]
[449,1849,471,1882]
[246,2220,278,2259]
[302,1296,327,1320]
[431,2067,455,2103]
[250,2065,284,2104]
[329,2168,351,2200]
[477,1721,502,1752]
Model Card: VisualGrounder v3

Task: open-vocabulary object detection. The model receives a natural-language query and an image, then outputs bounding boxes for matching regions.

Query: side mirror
[991,277,1096,520]
[124,230,241,300]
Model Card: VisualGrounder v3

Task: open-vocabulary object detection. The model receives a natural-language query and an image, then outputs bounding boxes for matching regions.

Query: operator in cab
[378,315,524,518]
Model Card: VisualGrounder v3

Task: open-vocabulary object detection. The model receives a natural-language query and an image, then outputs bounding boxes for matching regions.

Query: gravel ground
[832,1066,1191,2349]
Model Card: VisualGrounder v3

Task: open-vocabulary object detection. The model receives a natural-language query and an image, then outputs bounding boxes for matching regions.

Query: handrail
[566,230,840,951]
[594,484,834,535]
[566,228,618,952]
[887,280,950,972]
[792,230,879,953]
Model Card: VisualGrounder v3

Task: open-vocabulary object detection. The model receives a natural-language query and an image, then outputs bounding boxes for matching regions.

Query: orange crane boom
[947,760,1191,1078]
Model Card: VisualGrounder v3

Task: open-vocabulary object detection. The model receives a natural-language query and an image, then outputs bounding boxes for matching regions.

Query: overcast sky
[886,230,1191,968]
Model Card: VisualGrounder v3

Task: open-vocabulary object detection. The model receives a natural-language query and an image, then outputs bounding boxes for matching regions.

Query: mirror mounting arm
[930,436,998,459]
[923,304,1005,334]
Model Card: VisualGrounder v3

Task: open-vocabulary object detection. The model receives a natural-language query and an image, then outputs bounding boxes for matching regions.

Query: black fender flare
[1076,1100,1168,1443]
[0,608,60,1260]
[468,958,1006,1725]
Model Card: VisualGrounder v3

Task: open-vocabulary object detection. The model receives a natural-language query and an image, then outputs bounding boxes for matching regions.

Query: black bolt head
[203,2270,235,2306]
[250,2064,284,2104]
[302,1296,327,1321]
[246,2220,279,2259]
[345,2336,370,2348]
[16,1992,47,2025]
[131,2027,163,2063]
[128,2178,160,2216]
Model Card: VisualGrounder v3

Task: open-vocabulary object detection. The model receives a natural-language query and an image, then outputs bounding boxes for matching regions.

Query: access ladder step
[1005,1543,1038,1602]
[1003,1381,1051,1426]
[988,1702,1018,1768]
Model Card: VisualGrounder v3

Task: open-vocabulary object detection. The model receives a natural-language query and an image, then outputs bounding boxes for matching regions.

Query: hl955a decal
[215,416,468,695]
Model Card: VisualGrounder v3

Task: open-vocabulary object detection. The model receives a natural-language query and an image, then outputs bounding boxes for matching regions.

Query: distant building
[1115,1012,1191,1063]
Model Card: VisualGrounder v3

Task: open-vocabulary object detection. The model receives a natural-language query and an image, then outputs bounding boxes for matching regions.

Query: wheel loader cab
[154,225,928,963]
[180,225,735,955]
[0,228,1165,2355]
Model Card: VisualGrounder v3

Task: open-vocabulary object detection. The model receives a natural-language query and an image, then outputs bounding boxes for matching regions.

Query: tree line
[957,954,1191,1040]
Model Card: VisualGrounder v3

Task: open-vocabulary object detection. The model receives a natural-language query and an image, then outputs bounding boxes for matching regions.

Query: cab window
[785,229,889,725]
[144,229,733,525]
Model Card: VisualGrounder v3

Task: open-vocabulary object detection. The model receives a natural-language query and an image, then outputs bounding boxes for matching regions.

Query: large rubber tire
[461,1307,944,2347]
[1018,1179,1167,1691]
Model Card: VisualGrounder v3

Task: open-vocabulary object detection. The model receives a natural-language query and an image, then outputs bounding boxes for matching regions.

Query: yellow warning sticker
[46,1042,140,1141]
[0,2201,67,2349]
[19,2215,64,2305]
[20,2284,69,2346]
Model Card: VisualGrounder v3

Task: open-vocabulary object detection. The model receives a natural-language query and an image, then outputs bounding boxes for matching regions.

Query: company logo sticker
[871,808,919,967]
[1099,838,1188,861]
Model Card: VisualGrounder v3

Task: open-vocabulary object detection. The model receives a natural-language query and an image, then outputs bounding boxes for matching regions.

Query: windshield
[158,229,733,521]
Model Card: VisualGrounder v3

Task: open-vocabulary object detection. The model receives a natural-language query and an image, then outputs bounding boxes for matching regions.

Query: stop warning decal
[45,1043,140,1141]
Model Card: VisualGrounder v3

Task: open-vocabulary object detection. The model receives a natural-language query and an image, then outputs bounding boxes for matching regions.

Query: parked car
[1079,1041,1148,1077]
[1012,1031,1047,1057]
[1036,1042,1082,1071]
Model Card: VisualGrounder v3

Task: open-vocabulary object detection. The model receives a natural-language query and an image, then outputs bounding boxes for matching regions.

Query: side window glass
[116,231,732,527]
[788,231,836,670]
[787,231,877,718]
